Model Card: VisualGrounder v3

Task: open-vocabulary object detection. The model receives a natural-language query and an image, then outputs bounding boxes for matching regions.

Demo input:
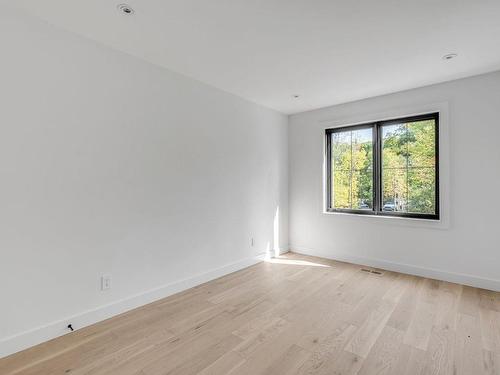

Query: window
[325,113,439,220]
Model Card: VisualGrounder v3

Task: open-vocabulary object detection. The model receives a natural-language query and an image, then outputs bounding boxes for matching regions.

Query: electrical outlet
[101,274,111,291]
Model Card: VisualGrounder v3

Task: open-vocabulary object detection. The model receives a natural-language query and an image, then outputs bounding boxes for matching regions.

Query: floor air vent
[361,268,383,275]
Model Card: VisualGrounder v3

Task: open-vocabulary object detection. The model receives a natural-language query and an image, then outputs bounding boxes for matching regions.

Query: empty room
[1,1,500,374]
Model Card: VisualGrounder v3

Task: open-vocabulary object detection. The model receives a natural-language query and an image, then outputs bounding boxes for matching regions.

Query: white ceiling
[9,0,500,114]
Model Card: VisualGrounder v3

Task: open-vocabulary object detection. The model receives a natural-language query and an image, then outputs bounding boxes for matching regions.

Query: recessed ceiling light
[117,4,134,15]
[442,53,457,60]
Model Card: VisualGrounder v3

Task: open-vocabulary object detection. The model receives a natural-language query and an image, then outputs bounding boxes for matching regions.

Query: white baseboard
[291,245,500,292]
[0,253,266,359]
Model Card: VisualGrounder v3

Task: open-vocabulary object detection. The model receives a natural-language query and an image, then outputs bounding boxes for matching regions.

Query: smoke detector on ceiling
[117,4,134,15]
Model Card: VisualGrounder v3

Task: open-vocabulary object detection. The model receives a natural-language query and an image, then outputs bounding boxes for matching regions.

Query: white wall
[0,7,288,357]
[289,71,500,291]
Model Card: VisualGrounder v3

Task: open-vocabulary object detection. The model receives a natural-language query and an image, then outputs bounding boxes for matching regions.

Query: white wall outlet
[101,274,112,291]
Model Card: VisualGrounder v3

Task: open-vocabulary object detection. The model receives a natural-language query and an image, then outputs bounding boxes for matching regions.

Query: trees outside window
[326,113,439,220]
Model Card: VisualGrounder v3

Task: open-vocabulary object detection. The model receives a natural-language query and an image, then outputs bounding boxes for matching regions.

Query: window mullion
[374,123,381,214]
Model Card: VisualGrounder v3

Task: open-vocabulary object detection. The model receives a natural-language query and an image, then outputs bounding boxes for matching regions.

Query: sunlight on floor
[265,257,331,268]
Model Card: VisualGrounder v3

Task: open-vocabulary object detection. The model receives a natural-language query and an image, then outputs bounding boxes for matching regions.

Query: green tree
[332,129,372,209]
[331,119,436,214]
[381,120,436,213]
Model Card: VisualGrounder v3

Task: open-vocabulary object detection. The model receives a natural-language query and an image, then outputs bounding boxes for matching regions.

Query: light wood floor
[1,252,500,375]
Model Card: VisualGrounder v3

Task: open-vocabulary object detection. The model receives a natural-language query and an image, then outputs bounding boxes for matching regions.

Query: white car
[383,203,396,211]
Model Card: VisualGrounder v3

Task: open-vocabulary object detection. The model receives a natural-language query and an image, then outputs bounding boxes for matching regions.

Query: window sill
[321,209,448,229]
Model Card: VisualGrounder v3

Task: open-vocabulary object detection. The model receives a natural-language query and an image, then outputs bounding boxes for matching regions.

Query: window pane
[330,128,373,210]
[382,124,407,169]
[408,167,436,214]
[408,120,436,167]
[381,118,437,215]
[333,170,351,209]
[382,168,408,212]
[352,170,373,210]
[331,132,351,171]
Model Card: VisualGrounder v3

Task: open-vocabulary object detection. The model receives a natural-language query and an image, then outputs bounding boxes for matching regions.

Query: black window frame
[325,112,440,220]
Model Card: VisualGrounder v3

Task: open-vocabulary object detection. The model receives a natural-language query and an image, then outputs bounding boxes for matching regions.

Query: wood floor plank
[403,300,436,351]
[459,285,482,317]
[434,281,461,331]
[387,276,422,331]
[344,298,397,358]
[357,326,406,375]
[402,346,428,375]
[233,317,290,358]
[295,323,357,374]
[261,344,311,375]
[315,350,363,375]
[454,313,485,375]
[163,334,242,375]
[479,308,500,353]
[196,351,245,375]
[403,278,442,351]
[1,252,499,375]
[421,325,456,375]
[483,350,500,375]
